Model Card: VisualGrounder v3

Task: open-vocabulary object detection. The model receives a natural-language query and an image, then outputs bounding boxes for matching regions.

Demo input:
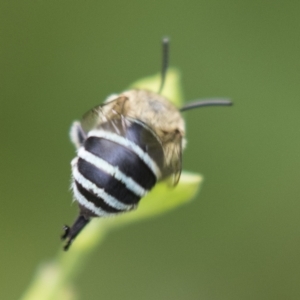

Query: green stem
[20,221,108,300]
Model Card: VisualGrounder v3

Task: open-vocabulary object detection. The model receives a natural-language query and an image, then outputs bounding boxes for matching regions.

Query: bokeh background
[1,1,300,299]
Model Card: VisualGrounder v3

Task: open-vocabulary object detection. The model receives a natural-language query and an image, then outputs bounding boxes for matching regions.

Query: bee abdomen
[87,130,162,180]
[75,181,124,213]
[71,120,164,217]
[73,165,134,212]
[84,137,157,189]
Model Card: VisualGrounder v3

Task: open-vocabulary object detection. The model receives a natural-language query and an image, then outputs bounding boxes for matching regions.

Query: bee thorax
[120,90,185,138]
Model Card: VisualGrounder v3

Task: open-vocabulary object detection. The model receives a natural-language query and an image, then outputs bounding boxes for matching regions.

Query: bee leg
[61,215,90,251]
[61,225,70,240]
[70,121,87,149]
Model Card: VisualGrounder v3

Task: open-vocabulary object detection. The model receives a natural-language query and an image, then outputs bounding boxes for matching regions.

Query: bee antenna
[61,215,90,251]
[180,98,233,112]
[158,37,170,94]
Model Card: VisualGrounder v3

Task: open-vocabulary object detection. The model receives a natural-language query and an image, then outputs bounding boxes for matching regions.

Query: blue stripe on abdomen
[75,181,125,213]
[77,158,141,205]
[84,137,156,190]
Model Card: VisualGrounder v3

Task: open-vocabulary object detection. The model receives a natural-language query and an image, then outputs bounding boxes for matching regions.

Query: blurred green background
[1,1,300,299]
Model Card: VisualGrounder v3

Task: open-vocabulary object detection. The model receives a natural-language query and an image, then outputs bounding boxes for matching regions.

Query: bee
[61,38,232,250]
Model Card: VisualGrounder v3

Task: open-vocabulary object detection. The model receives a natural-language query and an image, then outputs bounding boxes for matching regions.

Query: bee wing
[162,136,182,186]
[169,137,182,186]
[81,105,105,133]
[80,96,128,133]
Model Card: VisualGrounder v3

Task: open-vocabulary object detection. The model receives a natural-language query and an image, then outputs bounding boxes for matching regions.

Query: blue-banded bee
[61,38,232,250]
